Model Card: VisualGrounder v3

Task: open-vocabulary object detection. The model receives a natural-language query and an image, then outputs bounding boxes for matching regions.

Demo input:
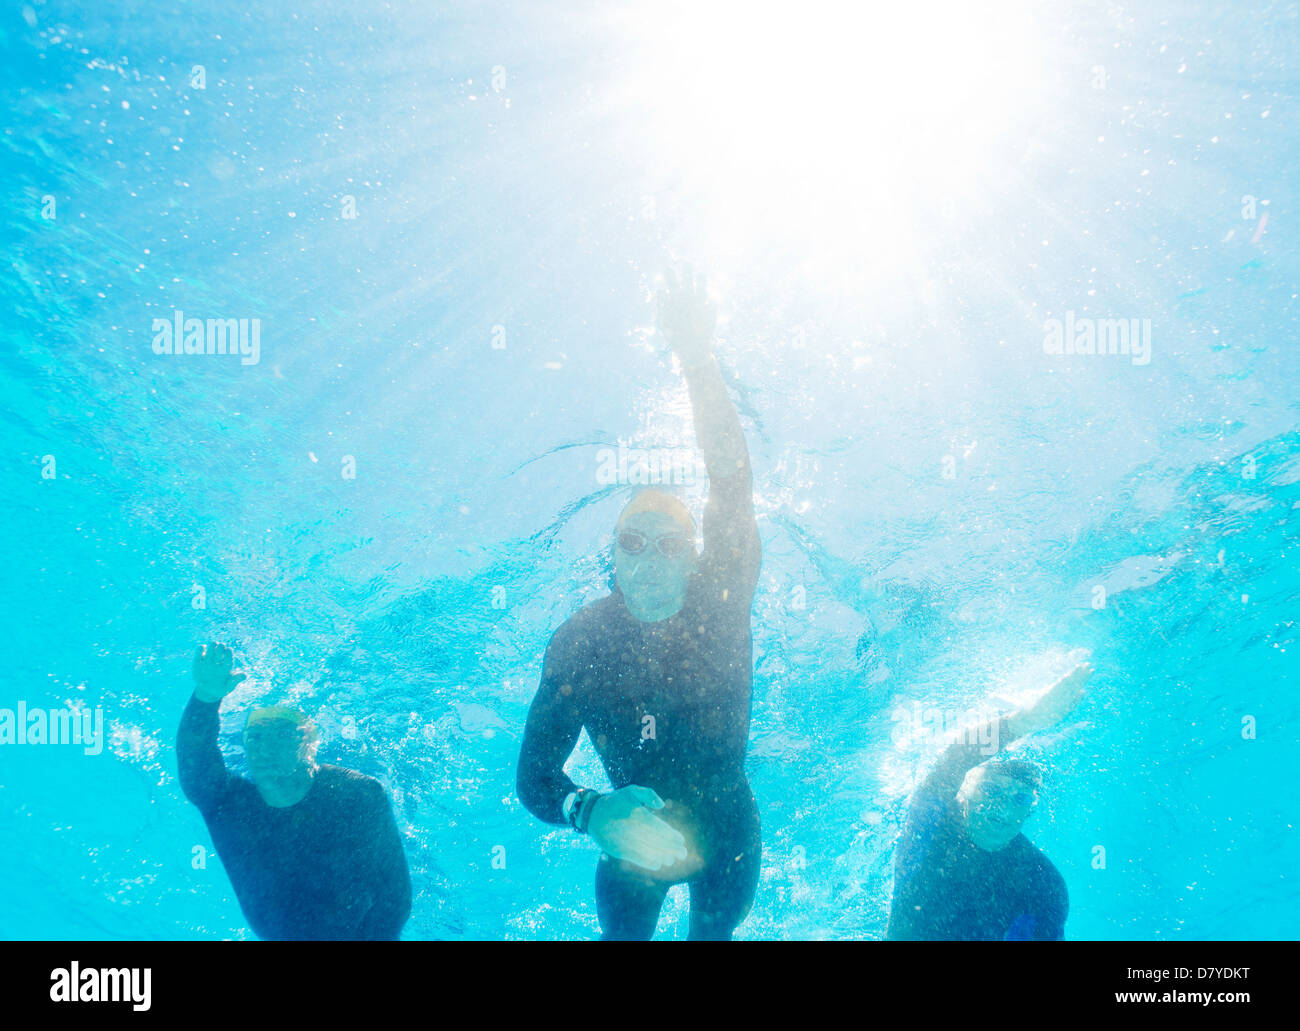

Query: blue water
[2,1,1297,940]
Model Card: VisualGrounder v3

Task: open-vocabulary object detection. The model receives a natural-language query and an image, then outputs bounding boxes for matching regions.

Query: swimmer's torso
[576,590,752,798]
[517,467,762,881]
[177,698,411,940]
[889,793,1068,940]
[538,549,759,872]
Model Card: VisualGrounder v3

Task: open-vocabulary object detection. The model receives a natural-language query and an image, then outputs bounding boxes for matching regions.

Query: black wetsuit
[517,464,761,940]
[178,697,411,940]
[887,717,1068,940]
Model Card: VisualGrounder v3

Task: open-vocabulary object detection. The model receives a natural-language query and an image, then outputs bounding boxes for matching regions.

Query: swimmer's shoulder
[313,764,388,806]
[549,592,627,654]
[1015,834,1068,901]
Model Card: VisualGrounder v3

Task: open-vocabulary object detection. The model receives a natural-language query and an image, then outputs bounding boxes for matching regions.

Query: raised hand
[655,265,716,370]
[192,641,247,703]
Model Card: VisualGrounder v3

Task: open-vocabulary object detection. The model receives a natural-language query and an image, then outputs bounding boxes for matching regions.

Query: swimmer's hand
[655,266,716,371]
[1013,658,1093,737]
[192,642,247,703]
[587,785,689,872]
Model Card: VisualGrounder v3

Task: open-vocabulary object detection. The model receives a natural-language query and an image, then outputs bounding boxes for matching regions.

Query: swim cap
[985,757,1043,791]
[616,488,696,536]
[245,705,312,732]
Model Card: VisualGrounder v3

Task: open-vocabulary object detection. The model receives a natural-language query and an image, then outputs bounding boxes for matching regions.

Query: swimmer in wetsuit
[887,660,1092,941]
[517,269,762,940]
[178,642,411,940]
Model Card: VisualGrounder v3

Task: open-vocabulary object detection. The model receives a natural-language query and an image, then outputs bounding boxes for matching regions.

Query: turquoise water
[2,1,1297,940]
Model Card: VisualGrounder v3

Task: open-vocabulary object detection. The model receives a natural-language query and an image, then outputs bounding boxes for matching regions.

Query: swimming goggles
[617,530,692,559]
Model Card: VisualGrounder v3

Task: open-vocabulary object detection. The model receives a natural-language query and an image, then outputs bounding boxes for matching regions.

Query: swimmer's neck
[256,764,318,808]
[963,826,1019,853]
[622,596,684,623]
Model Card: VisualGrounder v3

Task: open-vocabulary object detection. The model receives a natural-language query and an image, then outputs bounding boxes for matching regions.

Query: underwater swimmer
[887,661,1093,940]
[178,642,411,940]
[517,268,763,940]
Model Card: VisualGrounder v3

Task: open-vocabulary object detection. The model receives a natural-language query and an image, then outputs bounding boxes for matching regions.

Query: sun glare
[614,0,1052,281]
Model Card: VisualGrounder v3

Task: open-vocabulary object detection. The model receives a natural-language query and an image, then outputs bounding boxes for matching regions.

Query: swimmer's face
[244,719,315,794]
[958,766,1037,852]
[614,511,697,623]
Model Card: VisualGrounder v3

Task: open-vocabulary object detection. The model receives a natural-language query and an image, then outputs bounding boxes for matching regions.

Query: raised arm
[920,660,1093,800]
[177,642,246,812]
[1005,660,1092,742]
[658,267,750,486]
[657,268,759,591]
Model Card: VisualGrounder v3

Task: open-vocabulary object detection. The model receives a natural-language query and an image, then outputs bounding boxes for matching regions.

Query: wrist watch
[562,788,601,833]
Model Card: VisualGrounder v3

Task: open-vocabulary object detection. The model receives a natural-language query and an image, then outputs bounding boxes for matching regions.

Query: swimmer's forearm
[178,694,223,758]
[516,703,581,823]
[1007,661,1093,740]
[1005,708,1040,741]
[921,715,1013,799]
[683,354,748,481]
[177,694,230,805]
[933,702,1052,788]
[516,752,581,825]
[1004,700,1062,743]
[1003,704,1061,743]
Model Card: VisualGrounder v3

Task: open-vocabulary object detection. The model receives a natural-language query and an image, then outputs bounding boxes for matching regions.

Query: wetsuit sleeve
[177,695,235,813]
[917,715,1014,803]
[356,780,412,941]
[516,625,585,825]
[697,452,761,604]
